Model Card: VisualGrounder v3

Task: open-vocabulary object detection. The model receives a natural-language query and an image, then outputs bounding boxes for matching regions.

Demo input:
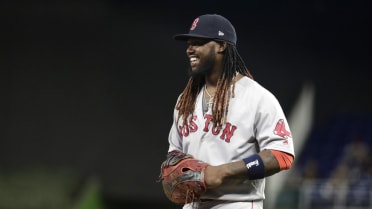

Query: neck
[205,72,242,91]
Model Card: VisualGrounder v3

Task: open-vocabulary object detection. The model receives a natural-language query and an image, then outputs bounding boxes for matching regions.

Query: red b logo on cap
[190,18,199,30]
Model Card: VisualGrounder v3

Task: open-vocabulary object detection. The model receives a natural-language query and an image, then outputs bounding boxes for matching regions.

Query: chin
[190,68,204,77]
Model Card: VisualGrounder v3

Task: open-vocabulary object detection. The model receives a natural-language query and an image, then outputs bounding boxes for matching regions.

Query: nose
[186,44,195,55]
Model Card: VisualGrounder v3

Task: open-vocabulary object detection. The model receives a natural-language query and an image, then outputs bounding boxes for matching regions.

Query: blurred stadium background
[1,0,371,209]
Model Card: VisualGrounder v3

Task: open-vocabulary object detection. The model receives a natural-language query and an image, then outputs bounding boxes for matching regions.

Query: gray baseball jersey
[167,76,295,202]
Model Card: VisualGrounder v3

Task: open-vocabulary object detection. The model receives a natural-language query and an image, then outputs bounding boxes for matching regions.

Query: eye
[195,40,210,46]
[187,39,210,46]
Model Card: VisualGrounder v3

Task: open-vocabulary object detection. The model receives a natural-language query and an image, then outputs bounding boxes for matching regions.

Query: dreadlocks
[176,42,253,129]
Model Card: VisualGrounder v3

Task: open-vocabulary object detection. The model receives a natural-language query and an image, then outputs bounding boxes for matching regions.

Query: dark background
[1,0,371,208]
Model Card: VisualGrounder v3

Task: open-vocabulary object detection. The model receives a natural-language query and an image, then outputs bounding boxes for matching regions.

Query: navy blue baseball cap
[173,14,237,45]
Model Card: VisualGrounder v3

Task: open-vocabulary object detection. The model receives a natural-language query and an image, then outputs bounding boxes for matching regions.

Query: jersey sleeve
[254,90,295,157]
[167,98,183,152]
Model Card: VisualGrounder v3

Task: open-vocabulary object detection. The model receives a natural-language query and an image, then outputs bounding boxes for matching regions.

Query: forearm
[258,149,281,176]
[204,150,282,188]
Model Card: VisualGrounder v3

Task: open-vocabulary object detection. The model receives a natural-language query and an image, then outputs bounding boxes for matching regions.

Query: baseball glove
[158,150,209,204]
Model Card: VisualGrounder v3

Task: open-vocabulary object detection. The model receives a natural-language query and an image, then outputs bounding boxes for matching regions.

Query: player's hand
[204,165,225,189]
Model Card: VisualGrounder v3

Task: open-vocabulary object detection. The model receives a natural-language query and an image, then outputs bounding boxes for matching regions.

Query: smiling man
[161,14,295,209]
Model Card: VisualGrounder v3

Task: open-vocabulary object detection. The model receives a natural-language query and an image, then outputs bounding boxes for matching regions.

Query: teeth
[190,57,197,62]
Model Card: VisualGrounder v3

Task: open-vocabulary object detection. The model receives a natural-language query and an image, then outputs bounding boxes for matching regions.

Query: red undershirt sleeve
[270,150,294,170]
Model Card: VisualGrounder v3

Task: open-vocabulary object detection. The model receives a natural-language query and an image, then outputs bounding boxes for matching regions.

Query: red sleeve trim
[270,150,294,170]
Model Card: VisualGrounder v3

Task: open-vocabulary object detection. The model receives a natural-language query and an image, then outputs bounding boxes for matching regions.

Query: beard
[188,50,216,79]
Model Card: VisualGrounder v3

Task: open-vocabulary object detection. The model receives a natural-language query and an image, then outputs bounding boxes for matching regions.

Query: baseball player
[166,14,295,209]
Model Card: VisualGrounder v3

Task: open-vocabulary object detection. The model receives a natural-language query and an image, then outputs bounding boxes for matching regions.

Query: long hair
[176,42,253,129]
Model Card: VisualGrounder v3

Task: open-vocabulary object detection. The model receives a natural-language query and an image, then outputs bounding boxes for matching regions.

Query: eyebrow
[187,39,211,45]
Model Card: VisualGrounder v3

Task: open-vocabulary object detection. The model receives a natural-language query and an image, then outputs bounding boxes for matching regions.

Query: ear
[217,42,227,53]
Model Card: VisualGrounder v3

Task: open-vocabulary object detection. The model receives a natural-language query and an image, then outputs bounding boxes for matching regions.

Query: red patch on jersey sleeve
[273,119,291,139]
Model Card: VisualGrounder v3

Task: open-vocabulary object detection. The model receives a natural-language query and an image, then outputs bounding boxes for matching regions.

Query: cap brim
[173,34,213,41]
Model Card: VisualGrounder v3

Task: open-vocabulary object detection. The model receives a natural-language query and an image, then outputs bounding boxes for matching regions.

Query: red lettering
[179,124,189,137]
[203,114,213,132]
[212,126,221,135]
[220,123,237,143]
[189,116,198,133]
[179,116,199,137]
[178,114,238,143]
